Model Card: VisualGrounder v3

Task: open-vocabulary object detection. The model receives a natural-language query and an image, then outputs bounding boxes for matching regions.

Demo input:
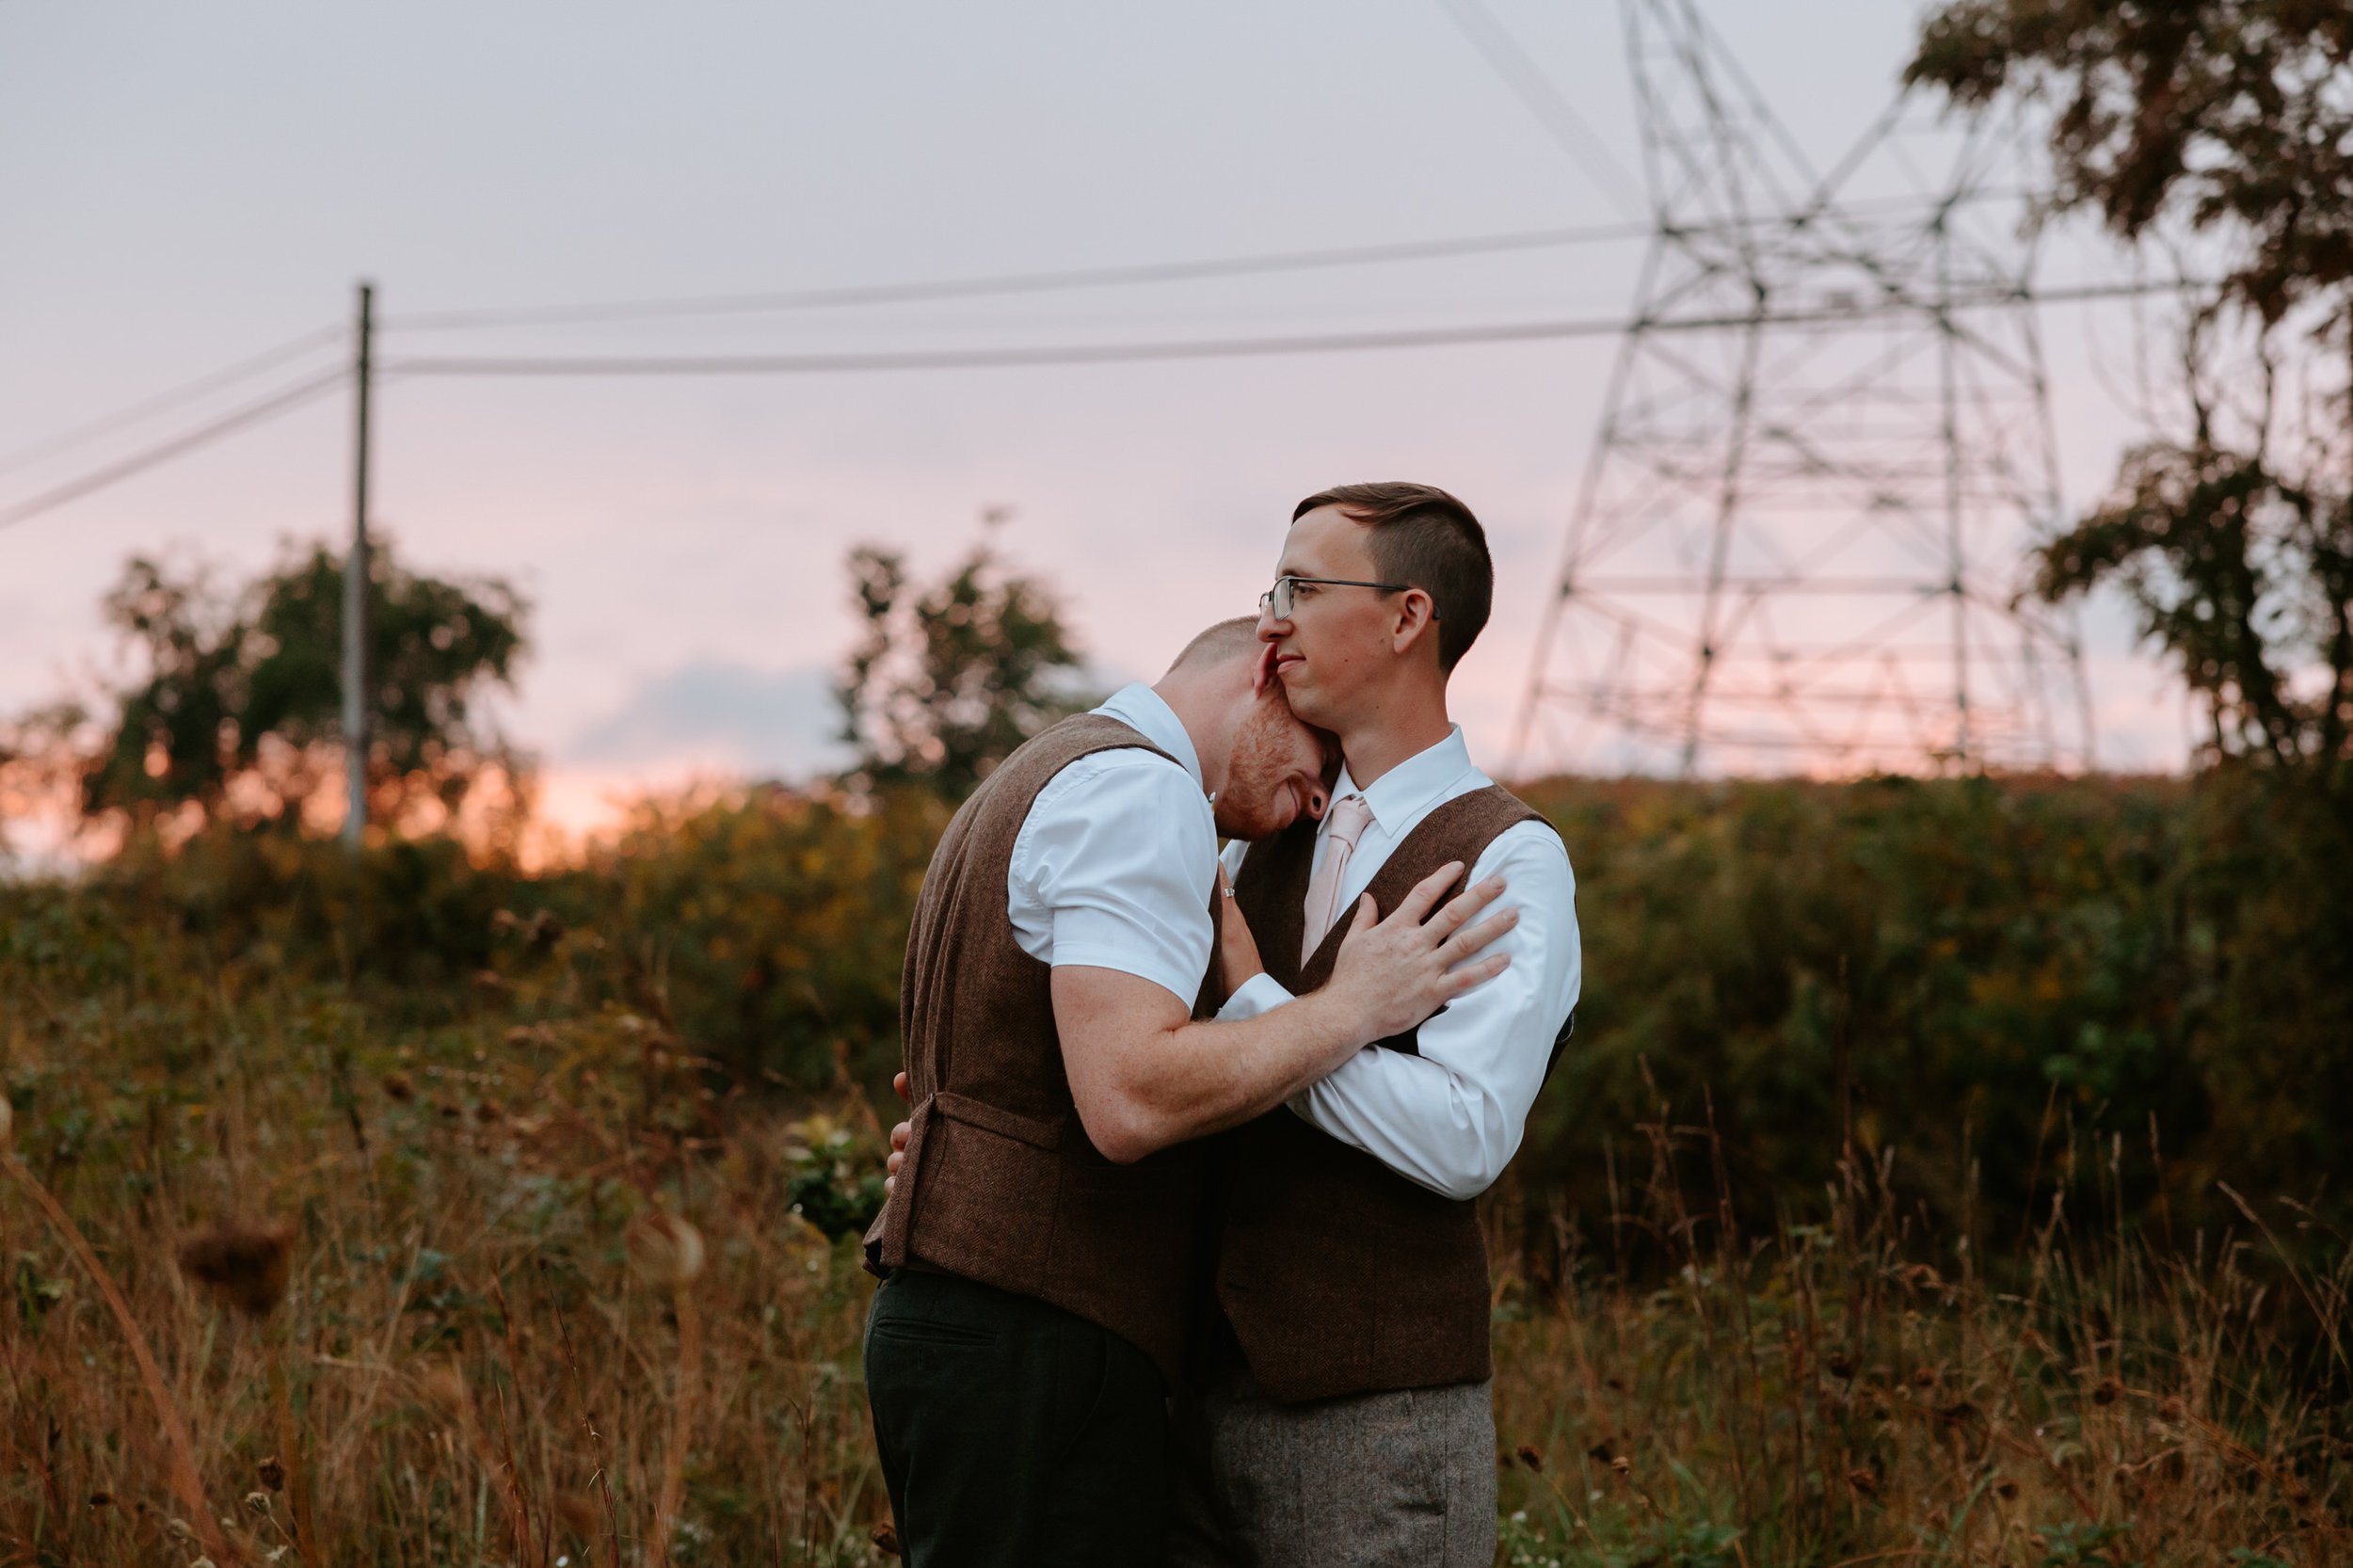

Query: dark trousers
[863,1267,1170,1567]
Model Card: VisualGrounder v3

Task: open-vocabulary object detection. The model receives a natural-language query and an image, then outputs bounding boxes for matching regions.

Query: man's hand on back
[885,1070,911,1194]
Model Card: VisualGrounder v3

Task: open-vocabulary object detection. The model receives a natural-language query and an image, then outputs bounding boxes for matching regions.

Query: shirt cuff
[1216,970,1294,1022]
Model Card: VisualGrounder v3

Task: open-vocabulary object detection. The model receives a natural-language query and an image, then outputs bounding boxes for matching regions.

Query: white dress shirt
[1219,728,1581,1201]
[1005,682,1219,1006]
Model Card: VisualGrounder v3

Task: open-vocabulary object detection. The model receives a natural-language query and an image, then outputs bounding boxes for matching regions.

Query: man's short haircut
[1166,615,1262,676]
[1291,482,1492,671]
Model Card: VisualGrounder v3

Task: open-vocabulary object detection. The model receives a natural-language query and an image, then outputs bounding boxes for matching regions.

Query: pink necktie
[1302,794,1374,964]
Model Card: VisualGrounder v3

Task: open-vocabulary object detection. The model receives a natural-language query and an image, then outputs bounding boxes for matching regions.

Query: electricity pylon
[1512,0,2093,776]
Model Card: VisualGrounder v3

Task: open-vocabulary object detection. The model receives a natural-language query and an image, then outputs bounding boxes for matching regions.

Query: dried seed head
[1515,1445,1544,1472]
[1825,1352,1855,1380]
[257,1456,286,1493]
[383,1072,414,1103]
[88,1492,114,1509]
[177,1220,295,1317]
[1608,1455,1632,1476]
[1847,1466,1878,1496]
[626,1210,706,1288]
[244,1492,273,1515]
[553,1490,603,1540]
[1911,1366,1939,1389]
[871,1522,902,1557]
[419,1362,471,1416]
[2092,1376,2123,1406]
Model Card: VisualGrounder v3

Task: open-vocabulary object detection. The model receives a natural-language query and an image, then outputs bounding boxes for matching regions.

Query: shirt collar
[1092,682,1205,791]
[1328,725,1479,836]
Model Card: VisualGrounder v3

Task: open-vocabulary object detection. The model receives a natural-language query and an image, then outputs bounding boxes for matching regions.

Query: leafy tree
[2035,443,2352,785]
[9,538,529,841]
[1908,0,2353,784]
[1906,0,2353,330]
[834,534,1090,799]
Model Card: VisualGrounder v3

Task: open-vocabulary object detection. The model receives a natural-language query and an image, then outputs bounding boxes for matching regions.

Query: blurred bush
[5,761,2345,1251]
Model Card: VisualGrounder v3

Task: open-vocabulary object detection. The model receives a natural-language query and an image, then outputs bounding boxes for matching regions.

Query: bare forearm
[1116,988,1366,1153]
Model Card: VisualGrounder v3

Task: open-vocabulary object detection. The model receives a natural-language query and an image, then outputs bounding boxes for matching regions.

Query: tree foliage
[1907,0,2353,328]
[833,536,1089,799]
[2037,443,2353,781]
[1910,0,2353,788]
[9,538,529,841]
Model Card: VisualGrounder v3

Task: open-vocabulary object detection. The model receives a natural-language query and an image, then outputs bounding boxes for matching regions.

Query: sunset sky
[1,2,2210,847]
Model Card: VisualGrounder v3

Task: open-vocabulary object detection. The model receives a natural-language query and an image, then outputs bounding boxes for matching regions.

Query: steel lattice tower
[1511,0,2094,776]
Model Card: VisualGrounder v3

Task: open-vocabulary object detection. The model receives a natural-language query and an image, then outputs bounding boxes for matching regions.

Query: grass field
[3,898,2346,1566]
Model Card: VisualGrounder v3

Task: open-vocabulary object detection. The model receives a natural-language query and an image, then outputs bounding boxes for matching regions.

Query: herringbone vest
[862,714,1223,1385]
[1213,785,1555,1402]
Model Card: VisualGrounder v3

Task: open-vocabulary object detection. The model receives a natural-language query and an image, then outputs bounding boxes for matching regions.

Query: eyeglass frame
[1257,574,1439,622]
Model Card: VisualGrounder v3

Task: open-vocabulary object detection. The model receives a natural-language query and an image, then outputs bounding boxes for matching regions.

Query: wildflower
[177,1220,295,1317]
[626,1210,706,1288]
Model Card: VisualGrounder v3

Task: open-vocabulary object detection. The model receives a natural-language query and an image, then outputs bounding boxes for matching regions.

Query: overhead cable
[0,368,346,535]
[390,277,2209,380]
[1431,0,1649,218]
[0,324,343,481]
[386,223,1653,332]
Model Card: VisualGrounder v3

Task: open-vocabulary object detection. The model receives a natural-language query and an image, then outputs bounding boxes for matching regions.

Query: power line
[0,275,2207,539]
[386,223,1654,332]
[1431,0,1648,218]
[0,324,342,481]
[0,368,346,536]
[389,277,2207,380]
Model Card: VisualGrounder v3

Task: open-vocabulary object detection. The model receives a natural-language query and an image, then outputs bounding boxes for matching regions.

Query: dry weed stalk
[628,1208,707,1567]
[2,1145,240,1567]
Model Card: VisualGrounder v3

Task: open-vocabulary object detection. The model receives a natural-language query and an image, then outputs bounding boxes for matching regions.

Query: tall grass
[3,894,2345,1565]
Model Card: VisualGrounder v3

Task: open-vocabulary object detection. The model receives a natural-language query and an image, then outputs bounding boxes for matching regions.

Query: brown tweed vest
[1213,784,1548,1403]
[862,713,1223,1385]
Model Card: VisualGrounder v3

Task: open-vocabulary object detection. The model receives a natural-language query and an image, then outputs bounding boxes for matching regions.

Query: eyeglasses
[1257,574,1434,621]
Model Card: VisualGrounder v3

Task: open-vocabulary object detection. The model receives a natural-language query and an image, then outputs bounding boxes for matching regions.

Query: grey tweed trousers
[1168,1369,1497,1568]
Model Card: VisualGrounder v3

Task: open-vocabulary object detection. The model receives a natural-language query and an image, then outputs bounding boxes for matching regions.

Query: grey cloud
[563,659,850,779]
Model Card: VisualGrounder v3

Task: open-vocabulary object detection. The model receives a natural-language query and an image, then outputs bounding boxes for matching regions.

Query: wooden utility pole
[342,281,374,851]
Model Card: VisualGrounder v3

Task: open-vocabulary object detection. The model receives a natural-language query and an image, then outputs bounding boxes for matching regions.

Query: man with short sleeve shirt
[862,617,1521,1568]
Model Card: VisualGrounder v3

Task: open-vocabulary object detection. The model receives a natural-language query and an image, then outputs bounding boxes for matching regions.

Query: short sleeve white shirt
[1005,683,1220,1006]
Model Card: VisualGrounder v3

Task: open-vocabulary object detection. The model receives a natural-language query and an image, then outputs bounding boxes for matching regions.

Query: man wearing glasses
[862,616,1522,1568]
[1173,482,1584,1568]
